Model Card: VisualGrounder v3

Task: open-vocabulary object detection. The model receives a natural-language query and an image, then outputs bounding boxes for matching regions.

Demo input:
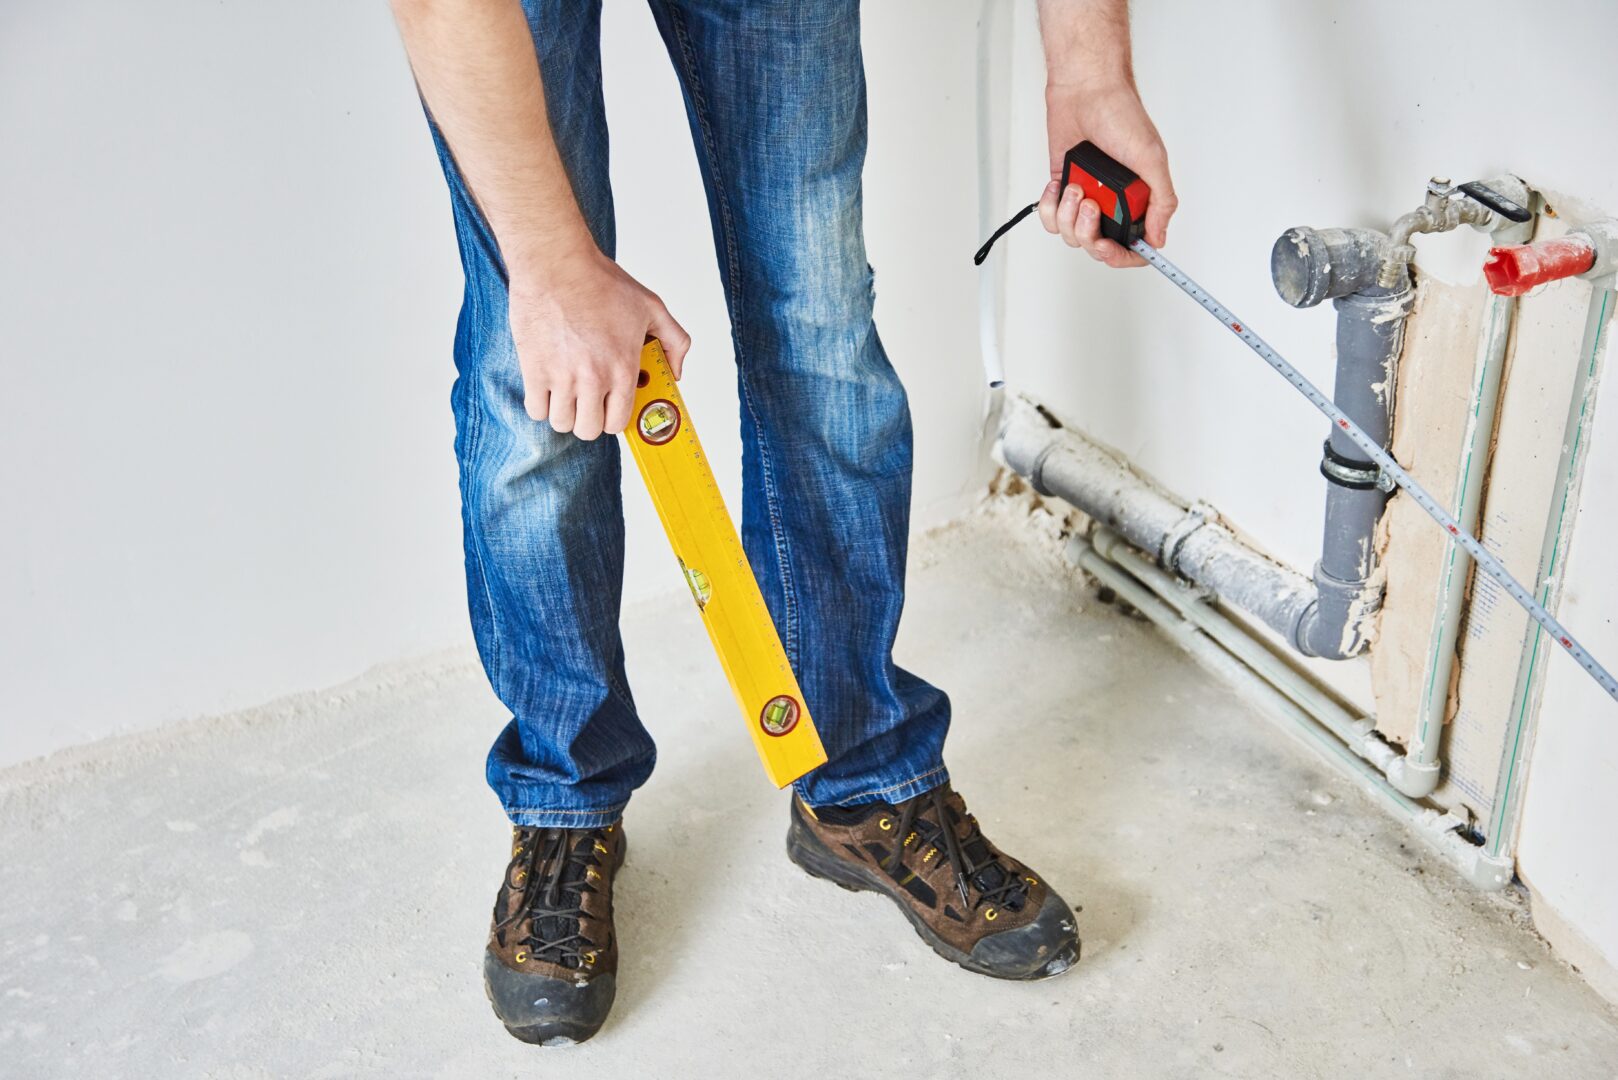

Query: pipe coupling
[1159,502,1215,573]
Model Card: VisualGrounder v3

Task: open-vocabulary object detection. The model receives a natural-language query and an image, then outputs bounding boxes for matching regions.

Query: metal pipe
[1377,176,1496,290]
[1066,532,1513,890]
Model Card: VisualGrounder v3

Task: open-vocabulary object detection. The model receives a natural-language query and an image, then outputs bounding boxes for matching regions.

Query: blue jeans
[427,0,950,828]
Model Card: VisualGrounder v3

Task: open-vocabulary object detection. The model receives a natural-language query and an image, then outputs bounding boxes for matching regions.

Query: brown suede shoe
[787,785,1078,980]
[484,822,625,1046]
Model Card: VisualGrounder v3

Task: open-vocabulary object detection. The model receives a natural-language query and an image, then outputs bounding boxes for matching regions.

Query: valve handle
[1457,180,1532,224]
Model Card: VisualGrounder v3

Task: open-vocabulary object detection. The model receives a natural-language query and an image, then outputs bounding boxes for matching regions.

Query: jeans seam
[666,5,801,665]
[505,805,626,816]
[600,447,640,716]
[503,803,627,825]
[820,764,948,807]
[462,389,504,691]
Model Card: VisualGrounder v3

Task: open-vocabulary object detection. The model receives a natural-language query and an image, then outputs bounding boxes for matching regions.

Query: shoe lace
[491,827,604,967]
[886,787,1031,914]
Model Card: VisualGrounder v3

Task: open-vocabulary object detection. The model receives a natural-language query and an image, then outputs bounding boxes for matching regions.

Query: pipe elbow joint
[1294,564,1381,660]
[1293,601,1365,660]
[1271,227,1393,307]
[1384,754,1442,799]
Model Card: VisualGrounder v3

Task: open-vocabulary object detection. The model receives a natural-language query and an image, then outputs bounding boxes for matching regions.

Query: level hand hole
[637,370,650,388]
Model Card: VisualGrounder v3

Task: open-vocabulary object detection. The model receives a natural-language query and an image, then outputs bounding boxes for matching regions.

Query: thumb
[647,301,691,381]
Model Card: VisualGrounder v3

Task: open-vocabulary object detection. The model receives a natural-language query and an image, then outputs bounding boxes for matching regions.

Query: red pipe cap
[1484,236,1595,296]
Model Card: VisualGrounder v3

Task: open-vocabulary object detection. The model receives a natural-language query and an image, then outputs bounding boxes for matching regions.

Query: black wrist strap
[973,202,1039,266]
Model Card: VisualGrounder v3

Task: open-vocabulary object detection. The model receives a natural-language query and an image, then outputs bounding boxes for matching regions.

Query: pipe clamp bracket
[1320,440,1383,491]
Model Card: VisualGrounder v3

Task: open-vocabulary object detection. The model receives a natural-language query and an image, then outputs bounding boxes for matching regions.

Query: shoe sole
[786,811,1079,981]
[498,1015,603,1047]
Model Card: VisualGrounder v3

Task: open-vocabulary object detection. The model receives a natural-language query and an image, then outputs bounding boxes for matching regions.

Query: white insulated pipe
[1066,532,1513,890]
[999,393,1468,801]
[1403,288,1517,796]
[1087,527,1401,777]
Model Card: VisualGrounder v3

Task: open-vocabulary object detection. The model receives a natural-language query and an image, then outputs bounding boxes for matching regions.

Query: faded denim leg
[648,0,952,808]
[429,0,653,829]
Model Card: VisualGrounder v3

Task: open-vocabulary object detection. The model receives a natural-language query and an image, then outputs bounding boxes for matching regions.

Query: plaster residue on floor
[3,511,1617,1078]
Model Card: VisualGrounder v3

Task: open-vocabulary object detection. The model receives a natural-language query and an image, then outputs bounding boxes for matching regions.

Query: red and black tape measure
[972,140,1151,265]
[1060,141,1150,246]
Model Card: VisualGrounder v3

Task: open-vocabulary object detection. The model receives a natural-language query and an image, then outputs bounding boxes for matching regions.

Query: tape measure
[980,141,1618,704]
[624,339,829,786]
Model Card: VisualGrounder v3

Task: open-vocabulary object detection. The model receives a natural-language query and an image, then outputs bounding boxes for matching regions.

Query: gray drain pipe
[999,397,1319,645]
[1271,226,1413,659]
[1000,228,1415,662]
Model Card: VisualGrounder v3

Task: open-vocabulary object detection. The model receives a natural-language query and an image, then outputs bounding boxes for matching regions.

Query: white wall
[997,0,1618,995]
[0,0,986,767]
[1517,339,1618,1003]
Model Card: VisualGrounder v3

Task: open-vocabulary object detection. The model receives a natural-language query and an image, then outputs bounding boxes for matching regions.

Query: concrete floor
[4,508,1618,1079]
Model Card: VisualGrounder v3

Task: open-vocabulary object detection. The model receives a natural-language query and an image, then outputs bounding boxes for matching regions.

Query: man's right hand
[508,251,691,441]
[389,0,688,441]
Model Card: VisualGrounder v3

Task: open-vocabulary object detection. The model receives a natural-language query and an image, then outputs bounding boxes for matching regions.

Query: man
[390,0,1175,1047]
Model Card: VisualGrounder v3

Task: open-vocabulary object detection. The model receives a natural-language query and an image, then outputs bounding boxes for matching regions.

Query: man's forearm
[390,0,591,276]
[1036,0,1134,88]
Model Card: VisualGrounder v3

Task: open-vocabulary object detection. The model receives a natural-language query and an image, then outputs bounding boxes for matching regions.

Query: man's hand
[391,0,689,440]
[1034,0,1177,268]
[509,251,690,440]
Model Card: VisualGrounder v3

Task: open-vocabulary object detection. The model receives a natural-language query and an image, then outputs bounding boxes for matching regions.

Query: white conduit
[1406,288,1517,794]
[974,0,1009,390]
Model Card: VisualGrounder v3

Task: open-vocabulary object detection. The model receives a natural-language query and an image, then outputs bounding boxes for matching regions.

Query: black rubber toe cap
[967,890,1081,980]
[483,951,616,1046]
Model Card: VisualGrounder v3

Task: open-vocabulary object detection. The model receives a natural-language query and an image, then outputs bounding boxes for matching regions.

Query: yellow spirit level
[623,339,827,787]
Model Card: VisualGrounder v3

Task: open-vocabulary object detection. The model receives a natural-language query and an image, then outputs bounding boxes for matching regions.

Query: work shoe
[787,785,1078,980]
[484,822,625,1046]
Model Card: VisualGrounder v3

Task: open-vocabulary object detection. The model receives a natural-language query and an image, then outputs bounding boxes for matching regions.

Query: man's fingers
[1075,199,1147,268]
[572,386,606,441]
[1056,185,1085,248]
[548,388,577,434]
[524,387,550,422]
[604,387,634,436]
[1036,179,1061,234]
[1076,198,1101,252]
[1100,243,1147,268]
[1139,154,1178,249]
[1087,232,1147,268]
[649,304,691,381]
